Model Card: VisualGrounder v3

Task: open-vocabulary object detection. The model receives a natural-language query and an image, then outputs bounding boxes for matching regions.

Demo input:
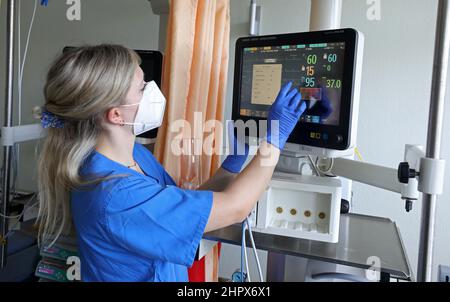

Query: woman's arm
[198,121,249,192]
[205,141,279,232]
[204,82,305,232]
[198,167,237,192]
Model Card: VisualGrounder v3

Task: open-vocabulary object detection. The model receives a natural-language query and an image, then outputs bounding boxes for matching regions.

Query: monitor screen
[136,50,163,86]
[239,42,345,126]
[232,29,363,151]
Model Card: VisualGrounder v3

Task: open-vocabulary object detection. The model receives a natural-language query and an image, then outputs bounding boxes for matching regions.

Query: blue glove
[266,82,306,150]
[221,121,249,173]
[304,84,333,120]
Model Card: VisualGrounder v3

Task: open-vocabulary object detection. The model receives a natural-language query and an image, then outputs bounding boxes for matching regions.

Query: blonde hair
[37,44,141,247]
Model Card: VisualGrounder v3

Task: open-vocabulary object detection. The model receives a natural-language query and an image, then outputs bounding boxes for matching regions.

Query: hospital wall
[0,0,449,282]
[219,0,449,281]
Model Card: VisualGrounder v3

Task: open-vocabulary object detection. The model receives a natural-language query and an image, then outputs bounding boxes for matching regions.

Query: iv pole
[417,0,450,282]
[1,0,16,269]
[326,0,449,282]
[1,0,44,268]
[325,0,449,282]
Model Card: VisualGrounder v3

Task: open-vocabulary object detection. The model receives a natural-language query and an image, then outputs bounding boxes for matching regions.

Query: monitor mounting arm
[318,145,445,212]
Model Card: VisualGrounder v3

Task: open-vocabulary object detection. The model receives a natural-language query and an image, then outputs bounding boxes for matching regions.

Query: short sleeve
[105,177,213,267]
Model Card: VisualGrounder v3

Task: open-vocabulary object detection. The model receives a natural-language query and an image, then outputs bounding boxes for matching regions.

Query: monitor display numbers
[239,42,345,126]
[233,29,362,151]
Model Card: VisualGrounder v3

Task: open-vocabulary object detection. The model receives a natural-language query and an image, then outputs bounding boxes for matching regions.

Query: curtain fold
[155,0,229,183]
[154,0,230,282]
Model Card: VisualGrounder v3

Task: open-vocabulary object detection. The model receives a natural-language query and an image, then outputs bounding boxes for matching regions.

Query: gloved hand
[221,120,249,173]
[266,82,306,150]
[305,84,333,120]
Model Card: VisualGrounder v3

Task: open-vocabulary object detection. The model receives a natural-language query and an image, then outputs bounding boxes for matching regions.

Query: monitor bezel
[231,28,359,150]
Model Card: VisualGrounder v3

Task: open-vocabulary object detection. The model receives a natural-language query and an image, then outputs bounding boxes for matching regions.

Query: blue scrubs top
[71,143,213,282]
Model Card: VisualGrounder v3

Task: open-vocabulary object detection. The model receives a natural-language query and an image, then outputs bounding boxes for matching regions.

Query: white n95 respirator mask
[121,81,166,135]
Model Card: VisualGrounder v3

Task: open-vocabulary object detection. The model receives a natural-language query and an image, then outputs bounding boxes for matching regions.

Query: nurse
[37,44,305,281]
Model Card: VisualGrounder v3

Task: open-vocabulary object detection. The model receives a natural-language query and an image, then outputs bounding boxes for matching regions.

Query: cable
[3,194,38,240]
[17,0,21,123]
[0,193,36,220]
[15,0,22,183]
[19,0,38,107]
[16,0,38,178]
[355,147,364,161]
[307,155,321,176]
[240,222,245,282]
[314,156,336,176]
[4,203,38,240]
[247,220,262,282]
[246,217,264,282]
[0,212,23,220]
[243,223,250,282]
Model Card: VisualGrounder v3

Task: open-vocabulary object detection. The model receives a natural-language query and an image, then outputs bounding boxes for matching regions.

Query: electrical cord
[314,156,336,177]
[17,0,21,123]
[19,0,38,116]
[240,222,247,282]
[307,155,321,176]
[240,220,264,282]
[4,204,38,240]
[0,193,36,220]
[246,217,263,282]
[355,147,364,161]
[2,193,38,239]
[243,223,250,282]
[16,0,37,175]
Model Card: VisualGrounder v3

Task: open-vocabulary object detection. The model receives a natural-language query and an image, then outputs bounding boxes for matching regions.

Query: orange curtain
[154,0,230,282]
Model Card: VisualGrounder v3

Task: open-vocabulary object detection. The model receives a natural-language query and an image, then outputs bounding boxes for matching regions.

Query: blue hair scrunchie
[41,110,65,129]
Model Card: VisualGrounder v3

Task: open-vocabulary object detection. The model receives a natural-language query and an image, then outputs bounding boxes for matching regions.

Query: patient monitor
[232,28,364,157]
[231,29,364,242]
